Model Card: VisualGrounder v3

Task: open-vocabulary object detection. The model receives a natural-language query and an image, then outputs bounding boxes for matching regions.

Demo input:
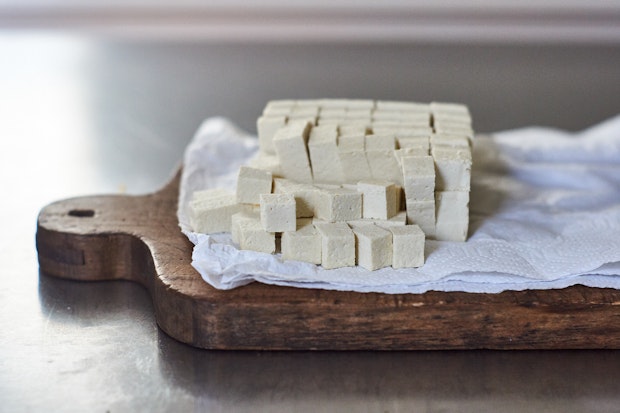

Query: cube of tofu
[397,135,430,150]
[247,152,282,177]
[231,210,260,245]
[315,188,362,222]
[273,178,319,218]
[273,120,314,183]
[237,215,276,254]
[376,100,430,112]
[236,166,273,205]
[338,134,372,183]
[357,180,400,220]
[390,225,425,268]
[430,101,470,117]
[189,189,249,234]
[435,191,470,242]
[307,124,344,184]
[401,155,435,201]
[430,134,470,149]
[352,224,393,271]
[347,210,407,230]
[314,222,356,269]
[259,193,297,232]
[405,199,436,238]
[281,219,322,264]
[257,115,287,155]
[431,146,472,191]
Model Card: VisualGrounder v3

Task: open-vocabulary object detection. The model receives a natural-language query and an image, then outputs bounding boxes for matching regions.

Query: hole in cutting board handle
[67,209,95,218]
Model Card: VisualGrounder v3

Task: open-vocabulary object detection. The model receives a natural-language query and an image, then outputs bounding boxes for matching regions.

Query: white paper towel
[177,116,620,294]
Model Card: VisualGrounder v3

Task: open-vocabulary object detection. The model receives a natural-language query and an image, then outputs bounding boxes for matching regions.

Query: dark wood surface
[36,170,620,350]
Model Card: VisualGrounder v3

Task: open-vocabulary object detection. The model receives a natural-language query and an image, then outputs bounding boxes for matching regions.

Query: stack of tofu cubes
[188,99,473,271]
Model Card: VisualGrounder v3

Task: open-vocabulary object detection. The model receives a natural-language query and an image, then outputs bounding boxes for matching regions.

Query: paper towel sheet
[177,116,620,294]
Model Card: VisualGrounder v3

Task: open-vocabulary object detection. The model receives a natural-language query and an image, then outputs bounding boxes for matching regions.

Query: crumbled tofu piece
[260,193,297,232]
[189,189,249,234]
[257,116,287,155]
[431,146,472,191]
[390,225,425,268]
[357,180,401,220]
[314,222,356,269]
[273,120,313,183]
[315,188,362,222]
[237,215,276,254]
[405,199,436,238]
[236,166,273,205]
[352,224,393,271]
[273,178,319,218]
[338,134,372,183]
[435,191,469,242]
[401,155,435,201]
[281,218,322,264]
[308,124,344,184]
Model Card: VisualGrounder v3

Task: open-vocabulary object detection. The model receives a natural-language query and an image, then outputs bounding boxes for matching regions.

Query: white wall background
[1,0,619,43]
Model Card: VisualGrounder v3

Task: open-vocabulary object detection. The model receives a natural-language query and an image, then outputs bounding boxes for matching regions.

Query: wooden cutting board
[36,170,620,350]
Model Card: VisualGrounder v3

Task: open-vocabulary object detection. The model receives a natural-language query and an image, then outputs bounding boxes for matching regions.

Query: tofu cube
[273,178,319,218]
[237,216,276,254]
[314,222,356,269]
[273,120,313,183]
[247,153,282,177]
[231,210,260,244]
[189,189,249,234]
[257,115,287,155]
[431,146,472,191]
[352,225,393,271]
[308,124,344,184]
[405,199,436,238]
[236,166,273,205]
[435,191,469,242]
[430,134,470,149]
[357,180,400,220]
[390,225,425,268]
[281,219,322,264]
[260,193,296,232]
[376,100,430,112]
[338,134,372,183]
[401,155,435,201]
[315,188,362,222]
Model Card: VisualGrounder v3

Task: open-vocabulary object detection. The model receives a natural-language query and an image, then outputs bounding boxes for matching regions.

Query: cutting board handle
[36,169,187,285]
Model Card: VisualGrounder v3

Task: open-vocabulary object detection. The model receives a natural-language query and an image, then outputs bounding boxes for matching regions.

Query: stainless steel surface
[1,31,619,412]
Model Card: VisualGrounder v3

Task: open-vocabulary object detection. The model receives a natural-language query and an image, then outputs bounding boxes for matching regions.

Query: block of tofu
[431,146,472,191]
[237,215,276,254]
[259,193,296,232]
[390,225,425,268]
[189,189,249,234]
[314,222,356,269]
[236,166,273,205]
[364,134,402,183]
[281,218,322,264]
[247,152,282,176]
[376,100,430,112]
[397,135,430,150]
[273,178,319,218]
[405,199,436,238]
[394,148,429,171]
[430,101,470,117]
[430,134,470,149]
[435,190,470,242]
[315,187,362,222]
[231,209,260,244]
[401,155,435,201]
[257,115,287,155]
[357,180,400,220]
[319,107,346,119]
[339,124,369,137]
[273,120,313,183]
[352,225,393,271]
[347,210,407,229]
[338,133,372,183]
[307,124,344,184]
[433,125,474,138]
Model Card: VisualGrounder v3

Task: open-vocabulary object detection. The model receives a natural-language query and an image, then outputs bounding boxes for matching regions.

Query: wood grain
[36,170,620,350]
